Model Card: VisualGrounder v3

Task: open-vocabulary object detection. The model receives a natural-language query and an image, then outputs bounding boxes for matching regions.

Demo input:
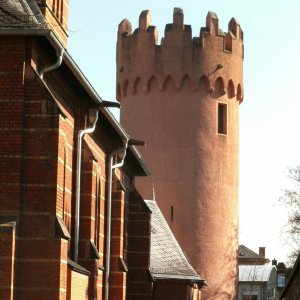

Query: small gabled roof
[239,265,276,282]
[239,244,260,259]
[144,200,205,284]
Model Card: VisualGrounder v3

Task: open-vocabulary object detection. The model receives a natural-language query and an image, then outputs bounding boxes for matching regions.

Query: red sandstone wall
[117,9,243,300]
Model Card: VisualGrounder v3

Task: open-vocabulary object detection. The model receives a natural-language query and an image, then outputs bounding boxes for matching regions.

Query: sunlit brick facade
[0,1,205,299]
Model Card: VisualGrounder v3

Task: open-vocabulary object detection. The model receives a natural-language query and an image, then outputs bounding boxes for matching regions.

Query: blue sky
[68,1,300,263]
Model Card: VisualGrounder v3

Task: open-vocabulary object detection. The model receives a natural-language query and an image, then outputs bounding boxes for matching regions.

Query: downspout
[74,110,99,263]
[39,41,64,79]
[105,140,129,300]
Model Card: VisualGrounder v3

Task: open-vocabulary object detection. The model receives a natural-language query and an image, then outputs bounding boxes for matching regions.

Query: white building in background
[239,264,277,300]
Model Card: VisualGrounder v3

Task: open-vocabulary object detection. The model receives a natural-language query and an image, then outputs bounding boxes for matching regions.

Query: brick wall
[0,222,16,300]
[154,282,202,300]
[126,189,152,300]
[0,36,26,214]
[0,36,86,299]
[68,269,89,300]
[110,190,126,300]
[0,33,153,300]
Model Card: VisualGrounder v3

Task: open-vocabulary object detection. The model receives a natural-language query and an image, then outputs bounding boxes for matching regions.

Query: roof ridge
[239,244,260,258]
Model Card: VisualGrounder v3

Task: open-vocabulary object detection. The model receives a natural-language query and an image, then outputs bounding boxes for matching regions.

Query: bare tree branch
[279,165,300,266]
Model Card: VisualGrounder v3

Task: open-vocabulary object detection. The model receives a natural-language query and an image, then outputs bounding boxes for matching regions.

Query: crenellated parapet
[116,8,244,101]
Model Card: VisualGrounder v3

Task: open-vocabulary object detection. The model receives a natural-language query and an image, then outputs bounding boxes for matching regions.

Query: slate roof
[0,0,45,27]
[239,265,276,282]
[144,200,204,283]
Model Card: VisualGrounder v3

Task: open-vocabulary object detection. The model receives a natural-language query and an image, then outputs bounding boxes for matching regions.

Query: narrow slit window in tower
[171,206,174,221]
[218,103,227,135]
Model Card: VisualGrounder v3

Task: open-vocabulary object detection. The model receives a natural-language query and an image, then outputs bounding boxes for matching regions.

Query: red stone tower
[116,8,244,299]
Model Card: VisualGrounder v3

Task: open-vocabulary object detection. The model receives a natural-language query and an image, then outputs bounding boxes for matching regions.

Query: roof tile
[145,200,203,283]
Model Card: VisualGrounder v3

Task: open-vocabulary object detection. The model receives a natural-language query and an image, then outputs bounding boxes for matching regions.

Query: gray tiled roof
[239,265,276,282]
[0,0,45,27]
[144,200,203,283]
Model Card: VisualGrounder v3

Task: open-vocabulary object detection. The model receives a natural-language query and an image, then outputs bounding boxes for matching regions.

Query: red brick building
[0,1,205,299]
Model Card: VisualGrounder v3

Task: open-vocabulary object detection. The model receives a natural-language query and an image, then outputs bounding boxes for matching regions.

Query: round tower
[117,8,243,299]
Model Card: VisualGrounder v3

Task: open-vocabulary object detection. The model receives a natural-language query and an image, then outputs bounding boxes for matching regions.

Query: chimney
[35,0,69,47]
[259,247,265,258]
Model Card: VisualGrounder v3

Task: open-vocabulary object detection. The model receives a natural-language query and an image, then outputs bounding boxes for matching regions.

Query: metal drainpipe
[74,110,100,263]
[105,140,129,300]
[39,47,64,80]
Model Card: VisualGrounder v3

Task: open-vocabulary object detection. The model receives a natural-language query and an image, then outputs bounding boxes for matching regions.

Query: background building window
[277,274,286,288]
[242,295,258,300]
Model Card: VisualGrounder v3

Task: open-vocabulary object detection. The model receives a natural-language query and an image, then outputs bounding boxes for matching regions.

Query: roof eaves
[127,145,151,176]
[151,273,207,286]
[67,258,90,276]
[62,51,129,142]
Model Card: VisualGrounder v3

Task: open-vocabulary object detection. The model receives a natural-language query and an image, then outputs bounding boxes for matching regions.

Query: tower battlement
[117,8,244,101]
[118,8,244,300]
